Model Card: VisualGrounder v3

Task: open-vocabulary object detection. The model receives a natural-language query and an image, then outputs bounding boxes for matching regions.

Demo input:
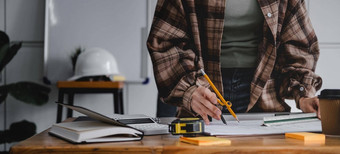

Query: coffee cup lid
[318,89,340,99]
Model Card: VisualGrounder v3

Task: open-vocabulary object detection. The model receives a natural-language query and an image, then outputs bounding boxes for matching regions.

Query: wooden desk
[56,81,124,123]
[10,128,340,153]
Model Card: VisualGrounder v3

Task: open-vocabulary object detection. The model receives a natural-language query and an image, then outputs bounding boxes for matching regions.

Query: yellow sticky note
[179,136,231,146]
[285,132,325,142]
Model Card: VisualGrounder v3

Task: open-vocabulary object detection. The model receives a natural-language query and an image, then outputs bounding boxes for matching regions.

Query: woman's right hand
[190,86,221,124]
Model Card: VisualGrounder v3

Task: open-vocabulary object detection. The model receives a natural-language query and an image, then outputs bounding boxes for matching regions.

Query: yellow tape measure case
[169,118,205,136]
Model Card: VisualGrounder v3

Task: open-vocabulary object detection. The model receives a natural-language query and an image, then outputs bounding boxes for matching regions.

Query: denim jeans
[156,94,177,117]
[221,68,255,113]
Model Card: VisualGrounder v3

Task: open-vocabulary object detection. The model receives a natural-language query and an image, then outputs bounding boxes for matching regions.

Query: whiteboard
[44,0,149,83]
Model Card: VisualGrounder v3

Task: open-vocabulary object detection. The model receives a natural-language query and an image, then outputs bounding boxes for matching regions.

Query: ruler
[263,113,319,126]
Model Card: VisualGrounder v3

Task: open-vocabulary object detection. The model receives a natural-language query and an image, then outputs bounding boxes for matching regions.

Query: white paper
[205,117,322,136]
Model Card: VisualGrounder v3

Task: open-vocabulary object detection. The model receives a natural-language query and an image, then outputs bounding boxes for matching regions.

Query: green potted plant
[0,30,51,151]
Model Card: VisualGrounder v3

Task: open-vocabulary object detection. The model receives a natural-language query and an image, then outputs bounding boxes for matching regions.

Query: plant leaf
[0,93,8,104]
[71,47,84,71]
[0,42,22,72]
[0,30,10,47]
[1,120,36,143]
[8,82,51,106]
[0,43,10,72]
[0,84,9,104]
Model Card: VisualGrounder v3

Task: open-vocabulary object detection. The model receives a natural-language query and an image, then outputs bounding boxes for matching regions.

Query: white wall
[310,0,340,91]
[0,0,339,151]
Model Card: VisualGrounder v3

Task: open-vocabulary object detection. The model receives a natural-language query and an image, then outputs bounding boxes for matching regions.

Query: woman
[147,0,322,124]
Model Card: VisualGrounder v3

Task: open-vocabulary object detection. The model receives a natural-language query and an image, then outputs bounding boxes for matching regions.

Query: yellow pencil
[200,69,239,122]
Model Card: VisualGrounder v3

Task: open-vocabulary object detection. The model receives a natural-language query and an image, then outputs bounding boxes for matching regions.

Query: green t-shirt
[220,0,264,68]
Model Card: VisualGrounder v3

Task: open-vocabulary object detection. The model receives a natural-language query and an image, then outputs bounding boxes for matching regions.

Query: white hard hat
[68,47,124,81]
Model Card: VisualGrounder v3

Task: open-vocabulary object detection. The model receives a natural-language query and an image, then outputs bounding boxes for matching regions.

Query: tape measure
[168,118,205,136]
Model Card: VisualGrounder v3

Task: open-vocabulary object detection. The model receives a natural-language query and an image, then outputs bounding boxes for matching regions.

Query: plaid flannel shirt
[147,0,322,117]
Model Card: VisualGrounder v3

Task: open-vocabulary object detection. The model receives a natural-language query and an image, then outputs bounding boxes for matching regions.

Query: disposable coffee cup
[318,89,340,135]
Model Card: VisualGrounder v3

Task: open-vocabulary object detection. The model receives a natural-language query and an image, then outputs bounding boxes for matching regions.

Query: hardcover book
[49,103,144,143]
[49,121,143,143]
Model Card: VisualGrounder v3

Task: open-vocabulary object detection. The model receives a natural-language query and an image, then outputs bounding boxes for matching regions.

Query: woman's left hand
[299,97,321,119]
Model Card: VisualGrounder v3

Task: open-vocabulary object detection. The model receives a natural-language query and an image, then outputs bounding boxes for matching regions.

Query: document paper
[205,118,322,136]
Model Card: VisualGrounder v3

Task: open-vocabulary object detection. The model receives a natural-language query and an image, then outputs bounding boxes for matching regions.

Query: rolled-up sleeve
[277,0,322,108]
[147,0,207,113]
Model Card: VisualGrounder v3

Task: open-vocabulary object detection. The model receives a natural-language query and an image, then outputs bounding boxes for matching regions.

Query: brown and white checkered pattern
[147,0,322,117]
